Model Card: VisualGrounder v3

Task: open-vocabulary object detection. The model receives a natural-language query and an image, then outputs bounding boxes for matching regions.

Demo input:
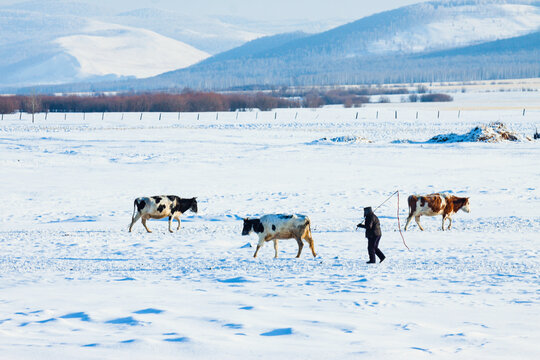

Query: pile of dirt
[309,135,372,145]
[427,122,529,143]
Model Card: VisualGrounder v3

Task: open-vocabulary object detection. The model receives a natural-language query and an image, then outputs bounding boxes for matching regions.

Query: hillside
[0,8,210,87]
[5,0,540,92]
[141,0,540,90]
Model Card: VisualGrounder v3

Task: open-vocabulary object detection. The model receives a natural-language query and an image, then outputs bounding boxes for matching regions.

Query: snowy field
[1,92,539,359]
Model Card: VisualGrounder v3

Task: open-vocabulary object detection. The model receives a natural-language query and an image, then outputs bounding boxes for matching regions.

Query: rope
[373,190,398,212]
[396,191,410,251]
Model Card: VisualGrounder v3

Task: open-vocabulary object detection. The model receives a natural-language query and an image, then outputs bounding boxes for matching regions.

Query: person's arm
[357,222,366,229]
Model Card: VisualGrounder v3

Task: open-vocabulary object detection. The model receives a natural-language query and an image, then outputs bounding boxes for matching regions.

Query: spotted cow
[129,195,198,233]
[404,193,470,231]
[242,214,317,258]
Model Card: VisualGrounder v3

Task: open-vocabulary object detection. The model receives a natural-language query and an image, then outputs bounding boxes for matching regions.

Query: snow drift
[308,135,373,145]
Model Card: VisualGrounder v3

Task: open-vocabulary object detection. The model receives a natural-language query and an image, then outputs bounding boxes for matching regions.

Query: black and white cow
[242,214,317,258]
[129,195,198,233]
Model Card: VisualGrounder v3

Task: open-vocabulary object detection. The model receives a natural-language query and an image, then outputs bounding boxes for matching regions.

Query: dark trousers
[367,235,384,262]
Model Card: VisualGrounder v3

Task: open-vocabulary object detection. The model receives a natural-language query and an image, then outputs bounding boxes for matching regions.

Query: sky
[0,0,430,20]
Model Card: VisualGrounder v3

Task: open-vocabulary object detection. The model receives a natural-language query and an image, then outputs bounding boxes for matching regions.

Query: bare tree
[0,96,17,120]
[21,91,42,123]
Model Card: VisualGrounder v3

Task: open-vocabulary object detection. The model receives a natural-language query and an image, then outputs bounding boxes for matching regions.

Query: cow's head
[242,218,263,235]
[190,197,198,213]
[461,198,471,213]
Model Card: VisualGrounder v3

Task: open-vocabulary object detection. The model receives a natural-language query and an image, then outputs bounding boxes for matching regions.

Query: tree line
[0,92,302,115]
[0,89,368,115]
[0,88,454,117]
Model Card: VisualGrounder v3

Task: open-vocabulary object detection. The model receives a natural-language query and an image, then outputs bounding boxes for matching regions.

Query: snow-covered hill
[108,8,264,55]
[3,0,540,90]
[55,20,210,79]
[142,0,540,91]
[365,0,540,54]
[0,9,210,86]
[259,0,540,58]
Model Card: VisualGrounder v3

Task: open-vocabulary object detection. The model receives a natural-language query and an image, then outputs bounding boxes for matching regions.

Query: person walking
[357,207,385,264]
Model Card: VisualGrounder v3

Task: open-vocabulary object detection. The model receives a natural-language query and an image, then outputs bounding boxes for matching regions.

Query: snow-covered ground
[1,94,539,359]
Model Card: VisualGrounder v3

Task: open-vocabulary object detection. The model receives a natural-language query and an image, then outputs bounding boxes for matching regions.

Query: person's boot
[379,255,386,263]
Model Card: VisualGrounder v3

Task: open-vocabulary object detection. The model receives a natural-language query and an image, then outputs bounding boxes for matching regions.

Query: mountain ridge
[3,0,540,92]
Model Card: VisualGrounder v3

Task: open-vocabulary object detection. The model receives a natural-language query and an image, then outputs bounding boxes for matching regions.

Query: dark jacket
[358,212,382,238]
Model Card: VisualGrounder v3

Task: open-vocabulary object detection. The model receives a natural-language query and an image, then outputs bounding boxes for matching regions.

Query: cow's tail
[407,195,416,215]
[132,199,139,219]
[305,218,313,239]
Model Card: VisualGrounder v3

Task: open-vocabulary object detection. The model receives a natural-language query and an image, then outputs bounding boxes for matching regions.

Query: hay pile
[428,122,528,143]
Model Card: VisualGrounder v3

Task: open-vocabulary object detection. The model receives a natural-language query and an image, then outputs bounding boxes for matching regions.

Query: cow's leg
[404,214,414,231]
[175,215,181,230]
[273,239,279,258]
[441,216,446,231]
[295,237,304,258]
[446,215,453,230]
[168,216,173,233]
[253,236,265,258]
[129,213,141,232]
[308,239,317,257]
[141,217,152,233]
[415,216,424,231]
[303,227,317,257]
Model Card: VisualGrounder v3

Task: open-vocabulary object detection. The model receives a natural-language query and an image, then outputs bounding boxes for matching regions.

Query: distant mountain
[107,8,263,54]
[201,32,310,64]
[0,0,345,88]
[0,6,209,87]
[142,0,540,89]
[423,29,540,57]
[6,0,540,93]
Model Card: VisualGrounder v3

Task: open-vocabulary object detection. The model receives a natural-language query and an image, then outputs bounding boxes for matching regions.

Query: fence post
[458,110,461,118]
[45,112,48,121]
[376,111,378,119]
[523,109,526,116]
[395,111,398,119]
[140,113,143,120]
[274,112,277,120]
[295,112,298,120]
[355,112,358,119]
[256,112,258,120]
[197,113,200,120]
[437,111,440,119]
[121,113,124,121]
[83,112,85,121]
[416,112,418,119]
[19,111,22,120]
[101,112,104,120]
[64,113,67,121]
[159,113,162,121]
[178,112,180,121]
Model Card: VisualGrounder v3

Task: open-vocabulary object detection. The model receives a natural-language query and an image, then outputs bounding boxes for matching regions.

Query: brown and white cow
[242,214,317,258]
[129,195,198,233]
[404,193,470,231]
